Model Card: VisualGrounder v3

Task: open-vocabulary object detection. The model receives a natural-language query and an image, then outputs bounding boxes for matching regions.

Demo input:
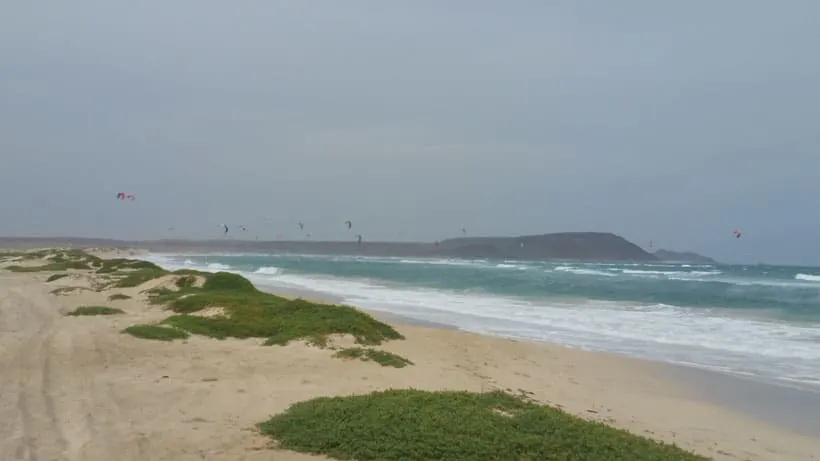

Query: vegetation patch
[4,250,406,361]
[201,271,258,292]
[173,268,210,277]
[141,271,403,351]
[50,286,91,295]
[257,389,706,461]
[67,305,125,316]
[175,275,197,289]
[122,324,189,341]
[1,249,52,260]
[333,347,413,368]
[2,250,170,293]
[46,273,69,282]
[144,286,181,305]
[6,260,91,272]
[96,257,163,274]
[108,293,132,301]
[111,268,169,288]
[158,295,403,347]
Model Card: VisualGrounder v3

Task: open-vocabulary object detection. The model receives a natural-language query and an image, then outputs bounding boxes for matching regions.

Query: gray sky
[1,1,818,265]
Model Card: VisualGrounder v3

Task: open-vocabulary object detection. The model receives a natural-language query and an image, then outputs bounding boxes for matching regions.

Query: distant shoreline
[0,233,658,262]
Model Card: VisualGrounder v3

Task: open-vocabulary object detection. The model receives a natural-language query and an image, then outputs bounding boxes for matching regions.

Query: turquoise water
[147,253,820,390]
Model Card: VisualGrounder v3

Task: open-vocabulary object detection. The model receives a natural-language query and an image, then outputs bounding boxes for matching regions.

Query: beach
[1,250,818,460]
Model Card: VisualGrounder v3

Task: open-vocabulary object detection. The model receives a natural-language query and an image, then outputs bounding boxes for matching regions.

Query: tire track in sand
[0,280,68,460]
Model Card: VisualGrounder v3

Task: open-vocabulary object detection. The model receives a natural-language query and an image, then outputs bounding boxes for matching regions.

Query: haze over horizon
[2,1,818,265]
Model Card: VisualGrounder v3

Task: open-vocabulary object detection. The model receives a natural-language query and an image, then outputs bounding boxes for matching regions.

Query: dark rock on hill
[1,232,658,262]
[653,249,717,264]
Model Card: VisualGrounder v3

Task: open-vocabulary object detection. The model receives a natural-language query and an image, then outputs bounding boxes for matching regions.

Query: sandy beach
[1,250,818,460]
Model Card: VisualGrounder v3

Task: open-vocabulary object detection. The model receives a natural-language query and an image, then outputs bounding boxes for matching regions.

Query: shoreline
[141,249,820,396]
[141,251,820,442]
[256,279,820,438]
[2,248,819,460]
[139,249,820,438]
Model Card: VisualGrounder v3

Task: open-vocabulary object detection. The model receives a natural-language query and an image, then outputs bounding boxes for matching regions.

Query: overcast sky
[1,1,818,265]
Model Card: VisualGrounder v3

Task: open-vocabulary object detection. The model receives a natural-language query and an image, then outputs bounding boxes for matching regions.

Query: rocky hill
[437,232,657,261]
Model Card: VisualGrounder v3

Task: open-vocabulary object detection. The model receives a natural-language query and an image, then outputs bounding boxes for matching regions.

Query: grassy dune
[148,272,407,353]
[3,249,406,358]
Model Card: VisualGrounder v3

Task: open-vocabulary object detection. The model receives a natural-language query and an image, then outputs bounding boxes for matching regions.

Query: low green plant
[67,306,125,316]
[144,286,180,305]
[96,258,163,274]
[141,271,404,349]
[122,324,189,341]
[46,273,69,282]
[175,275,197,288]
[6,260,90,272]
[108,293,132,301]
[1,250,51,260]
[258,389,708,461]
[333,347,413,368]
[50,286,90,295]
[173,269,209,277]
[201,271,257,292]
[112,268,169,288]
[158,295,403,347]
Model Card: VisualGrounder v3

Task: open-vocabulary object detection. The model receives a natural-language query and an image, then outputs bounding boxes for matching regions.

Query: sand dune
[0,253,818,460]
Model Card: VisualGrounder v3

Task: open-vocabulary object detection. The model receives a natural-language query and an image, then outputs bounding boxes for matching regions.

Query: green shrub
[258,389,707,461]
[333,347,413,368]
[108,293,132,301]
[122,324,189,341]
[46,273,69,282]
[67,306,125,316]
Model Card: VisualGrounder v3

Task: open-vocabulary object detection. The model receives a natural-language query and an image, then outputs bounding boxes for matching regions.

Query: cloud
[0,0,818,263]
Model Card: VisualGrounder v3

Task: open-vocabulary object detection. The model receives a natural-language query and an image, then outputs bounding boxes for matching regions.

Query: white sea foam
[796,273,820,282]
[144,253,820,390]
[253,266,280,275]
[205,263,232,271]
[620,269,722,277]
[553,266,616,277]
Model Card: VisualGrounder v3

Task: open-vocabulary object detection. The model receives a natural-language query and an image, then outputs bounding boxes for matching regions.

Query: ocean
[145,252,820,391]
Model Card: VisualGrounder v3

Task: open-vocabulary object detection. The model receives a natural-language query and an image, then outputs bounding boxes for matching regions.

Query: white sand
[0,254,818,460]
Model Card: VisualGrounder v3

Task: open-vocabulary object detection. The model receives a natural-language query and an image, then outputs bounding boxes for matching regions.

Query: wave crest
[795,273,820,282]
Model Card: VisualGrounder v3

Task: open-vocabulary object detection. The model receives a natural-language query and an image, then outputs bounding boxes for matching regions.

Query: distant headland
[0,232,660,262]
